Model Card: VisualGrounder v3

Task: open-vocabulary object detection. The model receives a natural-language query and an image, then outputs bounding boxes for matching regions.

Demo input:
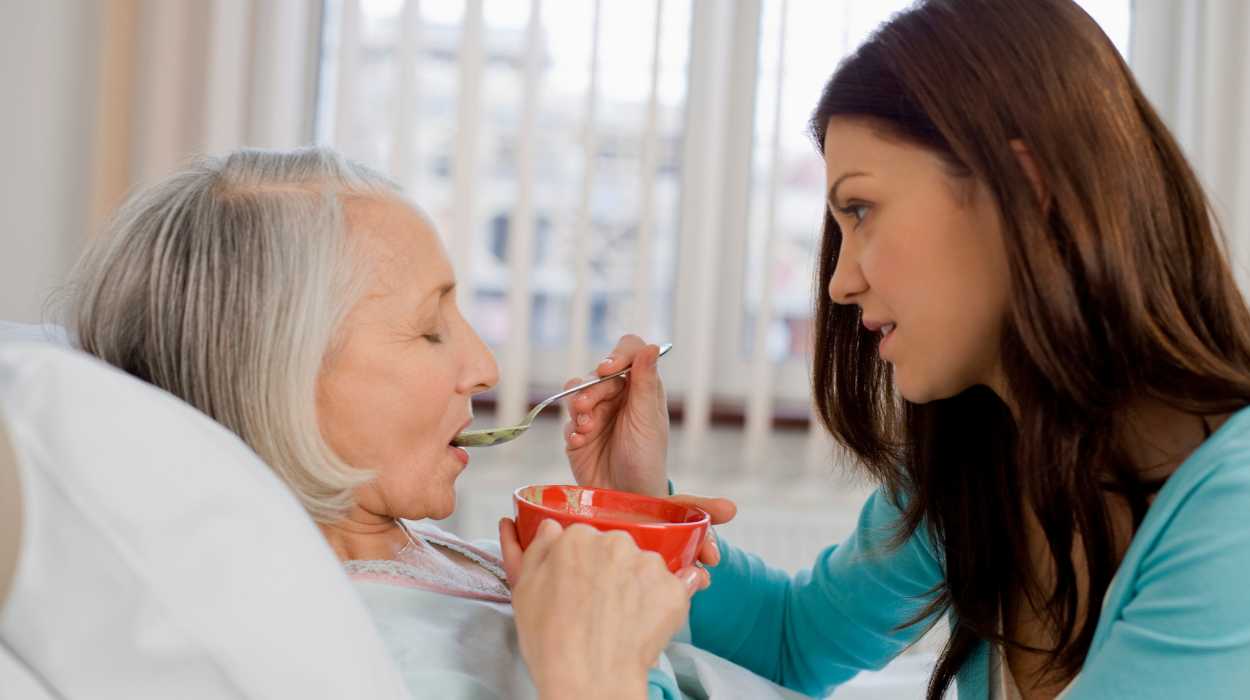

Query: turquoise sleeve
[646,667,680,699]
[689,487,945,697]
[1061,458,1250,698]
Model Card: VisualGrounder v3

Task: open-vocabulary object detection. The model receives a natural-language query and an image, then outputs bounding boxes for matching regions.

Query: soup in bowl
[513,484,710,572]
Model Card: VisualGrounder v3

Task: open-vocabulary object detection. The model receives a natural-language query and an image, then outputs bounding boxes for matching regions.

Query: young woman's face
[317,196,498,521]
[823,117,1012,403]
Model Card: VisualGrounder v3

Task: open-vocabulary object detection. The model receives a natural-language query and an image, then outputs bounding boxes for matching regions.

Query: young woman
[506,0,1250,697]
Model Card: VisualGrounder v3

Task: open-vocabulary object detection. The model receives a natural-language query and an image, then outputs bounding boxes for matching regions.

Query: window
[316,0,690,389]
[316,0,1131,421]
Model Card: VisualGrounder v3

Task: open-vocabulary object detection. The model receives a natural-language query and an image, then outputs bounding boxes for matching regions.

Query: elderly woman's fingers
[499,517,565,589]
[527,518,564,555]
[509,518,694,697]
[498,518,524,588]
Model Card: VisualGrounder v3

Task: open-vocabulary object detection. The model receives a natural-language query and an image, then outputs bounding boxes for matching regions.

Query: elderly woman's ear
[0,418,21,609]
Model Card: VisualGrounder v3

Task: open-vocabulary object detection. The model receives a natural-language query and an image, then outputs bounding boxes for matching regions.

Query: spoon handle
[527,343,673,419]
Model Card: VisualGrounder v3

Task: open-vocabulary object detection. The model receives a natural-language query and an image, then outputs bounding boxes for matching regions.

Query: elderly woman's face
[317,197,498,521]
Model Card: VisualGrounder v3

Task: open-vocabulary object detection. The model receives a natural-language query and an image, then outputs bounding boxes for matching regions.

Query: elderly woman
[63,148,793,700]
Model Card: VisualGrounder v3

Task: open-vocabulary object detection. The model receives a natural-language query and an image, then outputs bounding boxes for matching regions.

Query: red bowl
[513,484,710,572]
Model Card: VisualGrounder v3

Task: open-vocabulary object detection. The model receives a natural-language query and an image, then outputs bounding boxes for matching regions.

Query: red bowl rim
[513,484,711,531]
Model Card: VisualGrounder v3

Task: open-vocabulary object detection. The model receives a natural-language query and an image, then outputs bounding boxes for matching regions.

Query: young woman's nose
[827,237,868,305]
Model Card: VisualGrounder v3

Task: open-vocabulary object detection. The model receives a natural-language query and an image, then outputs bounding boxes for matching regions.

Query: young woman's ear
[1010,139,1049,210]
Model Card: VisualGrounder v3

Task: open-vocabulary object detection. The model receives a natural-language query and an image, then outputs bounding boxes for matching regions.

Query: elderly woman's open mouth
[449,418,472,465]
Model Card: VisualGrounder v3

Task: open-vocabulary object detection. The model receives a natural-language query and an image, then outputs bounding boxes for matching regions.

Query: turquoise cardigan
[690,406,1250,698]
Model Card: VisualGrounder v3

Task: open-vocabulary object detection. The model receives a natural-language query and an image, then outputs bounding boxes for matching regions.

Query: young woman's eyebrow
[827,171,870,206]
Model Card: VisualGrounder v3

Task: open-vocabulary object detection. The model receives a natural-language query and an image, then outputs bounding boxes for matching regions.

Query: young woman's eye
[836,202,871,226]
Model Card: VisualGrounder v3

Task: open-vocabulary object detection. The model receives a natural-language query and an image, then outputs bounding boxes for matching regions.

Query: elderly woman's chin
[423,494,457,521]
[371,483,459,522]
[429,467,466,519]
[405,455,469,520]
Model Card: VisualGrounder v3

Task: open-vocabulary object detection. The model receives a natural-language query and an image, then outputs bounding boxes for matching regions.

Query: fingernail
[599,355,614,366]
[576,413,589,426]
[567,431,578,441]
[705,551,720,567]
[678,567,701,592]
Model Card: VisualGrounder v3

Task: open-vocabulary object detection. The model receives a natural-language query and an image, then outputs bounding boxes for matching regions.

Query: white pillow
[0,642,55,700]
[0,341,409,699]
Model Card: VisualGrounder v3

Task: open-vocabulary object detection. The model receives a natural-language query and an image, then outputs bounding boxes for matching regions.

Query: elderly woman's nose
[461,325,499,395]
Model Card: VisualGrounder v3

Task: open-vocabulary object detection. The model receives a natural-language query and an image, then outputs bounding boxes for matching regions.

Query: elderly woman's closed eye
[63,148,758,700]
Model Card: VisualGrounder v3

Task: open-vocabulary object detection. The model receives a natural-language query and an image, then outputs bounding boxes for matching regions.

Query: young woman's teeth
[881,323,896,337]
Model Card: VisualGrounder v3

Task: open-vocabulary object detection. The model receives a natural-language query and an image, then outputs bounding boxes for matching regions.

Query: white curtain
[0,0,323,322]
[90,0,322,234]
[1131,0,1250,290]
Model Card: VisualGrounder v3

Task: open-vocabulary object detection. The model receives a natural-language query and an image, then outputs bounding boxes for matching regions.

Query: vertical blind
[315,0,1130,468]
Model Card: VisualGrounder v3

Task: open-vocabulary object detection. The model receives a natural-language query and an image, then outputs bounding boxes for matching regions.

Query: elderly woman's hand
[499,518,705,700]
[563,335,669,498]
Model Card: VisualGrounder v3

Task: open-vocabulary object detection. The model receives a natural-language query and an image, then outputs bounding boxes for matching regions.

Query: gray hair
[65,147,400,522]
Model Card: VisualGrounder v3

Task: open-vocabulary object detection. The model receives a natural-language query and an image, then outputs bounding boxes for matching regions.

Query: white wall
[0,1,100,323]
[1131,2,1250,291]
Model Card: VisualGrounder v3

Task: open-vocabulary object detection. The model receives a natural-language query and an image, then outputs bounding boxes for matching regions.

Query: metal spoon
[452,343,673,448]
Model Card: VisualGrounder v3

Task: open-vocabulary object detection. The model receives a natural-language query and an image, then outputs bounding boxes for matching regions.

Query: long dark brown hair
[809,1,1250,697]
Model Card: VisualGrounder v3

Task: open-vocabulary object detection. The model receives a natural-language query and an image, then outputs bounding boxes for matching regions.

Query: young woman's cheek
[857,237,885,290]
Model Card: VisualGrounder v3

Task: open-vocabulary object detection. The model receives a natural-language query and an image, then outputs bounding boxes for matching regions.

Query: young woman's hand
[563,336,669,498]
[499,518,706,700]
[665,494,737,568]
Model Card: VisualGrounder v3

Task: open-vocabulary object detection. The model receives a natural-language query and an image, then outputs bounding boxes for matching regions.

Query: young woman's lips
[878,323,897,357]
